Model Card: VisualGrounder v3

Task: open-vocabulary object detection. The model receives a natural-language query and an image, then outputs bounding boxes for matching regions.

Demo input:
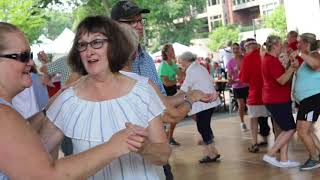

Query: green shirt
[157,60,178,83]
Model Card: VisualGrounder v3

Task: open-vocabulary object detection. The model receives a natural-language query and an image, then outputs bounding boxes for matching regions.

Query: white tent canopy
[46,28,75,54]
[31,28,75,64]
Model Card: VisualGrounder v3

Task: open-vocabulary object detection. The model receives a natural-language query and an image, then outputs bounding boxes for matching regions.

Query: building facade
[195,0,282,33]
[284,0,320,38]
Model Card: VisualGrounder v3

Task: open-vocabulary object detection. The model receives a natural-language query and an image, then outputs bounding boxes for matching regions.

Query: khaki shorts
[247,105,269,118]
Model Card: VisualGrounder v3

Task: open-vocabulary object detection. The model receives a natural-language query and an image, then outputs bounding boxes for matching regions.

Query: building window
[208,0,220,6]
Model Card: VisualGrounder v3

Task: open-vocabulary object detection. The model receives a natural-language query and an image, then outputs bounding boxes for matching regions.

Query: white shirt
[12,85,39,118]
[47,80,165,180]
[180,62,220,115]
[219,47,233,69]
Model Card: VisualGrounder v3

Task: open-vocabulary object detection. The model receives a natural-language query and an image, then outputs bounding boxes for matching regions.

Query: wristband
[183,95,193,109]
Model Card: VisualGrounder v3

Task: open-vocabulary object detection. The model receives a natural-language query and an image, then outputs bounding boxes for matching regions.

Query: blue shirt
[132,46,166,95]
[294,62,320,102]
[32,73,49,110]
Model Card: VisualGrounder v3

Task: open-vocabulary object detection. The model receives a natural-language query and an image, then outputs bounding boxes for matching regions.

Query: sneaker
[241,123,248,132]
[280,160,300,168]
[169,138,181,146]
[263,154,285,168]
[248,144,259,153]
[300,159,320,171]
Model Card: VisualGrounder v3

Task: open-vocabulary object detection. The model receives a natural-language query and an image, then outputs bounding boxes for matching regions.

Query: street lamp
[252,18,260,39]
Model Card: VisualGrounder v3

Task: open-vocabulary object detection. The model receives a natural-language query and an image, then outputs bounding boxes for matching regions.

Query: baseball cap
[111,1,150,20]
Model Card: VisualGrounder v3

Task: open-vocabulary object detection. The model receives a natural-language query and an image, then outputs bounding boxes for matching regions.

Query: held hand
[290,57,299,69]
[289,50,299,59]
[37,51,49,64]
[200,91,219,103]
[187,89,205,103]
[125,123,148,153]
[40,74,55,87]
[108,128,133,156]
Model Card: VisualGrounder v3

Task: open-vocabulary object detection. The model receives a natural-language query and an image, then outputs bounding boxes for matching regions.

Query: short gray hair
[179,51,196,62]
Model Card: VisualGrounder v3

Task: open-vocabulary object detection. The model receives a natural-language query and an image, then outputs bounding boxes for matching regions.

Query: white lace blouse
[47,79,165,180]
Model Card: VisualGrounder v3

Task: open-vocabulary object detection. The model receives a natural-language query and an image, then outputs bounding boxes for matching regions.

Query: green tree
[37,0,206,51]
[263,5,287,39]
[137,0,206,52]
[208,25,240,51]
[0,0,47,43]
[45,11,73,40]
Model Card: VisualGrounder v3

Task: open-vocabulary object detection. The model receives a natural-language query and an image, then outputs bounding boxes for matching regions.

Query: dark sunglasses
[0,51,33,63]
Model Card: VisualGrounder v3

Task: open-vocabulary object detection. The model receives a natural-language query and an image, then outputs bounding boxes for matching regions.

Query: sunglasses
[0,51,33,63]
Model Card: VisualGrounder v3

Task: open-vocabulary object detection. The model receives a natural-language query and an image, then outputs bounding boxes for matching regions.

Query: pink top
[227,58,248,89]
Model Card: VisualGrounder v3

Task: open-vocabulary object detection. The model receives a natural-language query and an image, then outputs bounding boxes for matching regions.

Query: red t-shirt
[261,53,291,104]
[239,49,264,105]
[288,40,303,65]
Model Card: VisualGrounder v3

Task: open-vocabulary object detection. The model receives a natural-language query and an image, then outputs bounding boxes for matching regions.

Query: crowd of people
[0,0,320,180]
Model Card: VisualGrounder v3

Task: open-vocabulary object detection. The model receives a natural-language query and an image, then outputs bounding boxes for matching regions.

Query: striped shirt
[47,80,165,180]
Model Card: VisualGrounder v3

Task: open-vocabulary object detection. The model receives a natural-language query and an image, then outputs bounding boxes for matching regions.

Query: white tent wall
[31,28,75,65]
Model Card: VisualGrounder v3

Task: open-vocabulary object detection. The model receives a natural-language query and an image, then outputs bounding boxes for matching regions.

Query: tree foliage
[263,5,287,39]
[208,25,240,51]
[3,0,206,50]
[135,0,205,52]
[0,0,47,43]
[45,11,73,40]
[56,0,206,51]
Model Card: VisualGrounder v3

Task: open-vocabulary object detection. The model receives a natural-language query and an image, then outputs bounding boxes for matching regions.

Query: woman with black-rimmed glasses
[0,19,157,180]
[39,16,170,180]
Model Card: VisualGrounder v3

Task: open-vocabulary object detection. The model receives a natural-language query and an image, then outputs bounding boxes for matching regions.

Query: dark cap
[111,1,150,20]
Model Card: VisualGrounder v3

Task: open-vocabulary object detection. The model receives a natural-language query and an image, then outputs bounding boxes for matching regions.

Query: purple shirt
[226,58,248,89]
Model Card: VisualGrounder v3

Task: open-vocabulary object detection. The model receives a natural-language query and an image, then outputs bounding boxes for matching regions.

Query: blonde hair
[265,35,281,52]
[300,33,318,51]
[0,22,22,52]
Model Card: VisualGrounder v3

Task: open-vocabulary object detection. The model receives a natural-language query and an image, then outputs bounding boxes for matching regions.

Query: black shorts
[297,93,320,122]
[265,102,296,131]
[233,86,249,99]
[164,85,177,96]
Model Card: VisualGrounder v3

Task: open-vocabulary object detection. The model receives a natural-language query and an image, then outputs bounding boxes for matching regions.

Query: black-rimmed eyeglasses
[118,18,146,27]
[76,39,109,52]
[0,51,33,63]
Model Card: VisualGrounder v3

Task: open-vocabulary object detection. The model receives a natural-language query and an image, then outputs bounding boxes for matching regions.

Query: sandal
[199,154,221,164]
[257,141,268,147]
[248,144,259,153]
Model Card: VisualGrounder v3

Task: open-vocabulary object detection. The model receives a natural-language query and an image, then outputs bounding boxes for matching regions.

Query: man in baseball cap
[112,1,173,180]
[111,0,150,40]
[111,0,150,20]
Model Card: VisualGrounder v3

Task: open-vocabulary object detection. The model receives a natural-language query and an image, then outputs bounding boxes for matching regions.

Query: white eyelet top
[47,78,165,180]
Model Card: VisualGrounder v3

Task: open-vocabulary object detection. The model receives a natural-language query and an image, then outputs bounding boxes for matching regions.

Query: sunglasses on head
[0,51,33,63]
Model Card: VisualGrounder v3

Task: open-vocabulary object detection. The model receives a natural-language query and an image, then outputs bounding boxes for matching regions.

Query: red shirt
[288,40,303,65]
[239,49,264,105]
[261,53,291,104]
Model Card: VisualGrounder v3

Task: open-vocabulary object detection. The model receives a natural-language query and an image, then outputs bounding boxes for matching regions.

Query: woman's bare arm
[0,105,139,180]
